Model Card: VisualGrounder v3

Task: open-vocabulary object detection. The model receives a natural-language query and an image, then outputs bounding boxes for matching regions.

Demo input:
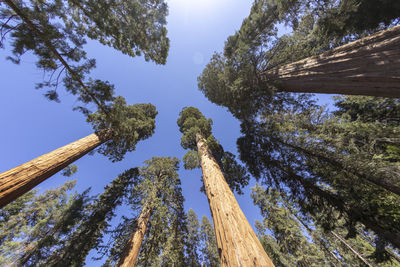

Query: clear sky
[0,0,334,265]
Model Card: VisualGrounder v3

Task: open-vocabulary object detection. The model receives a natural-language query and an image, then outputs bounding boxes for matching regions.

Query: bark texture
[117,205,152,267]
[0,131,110,208]
[261,25,400,97]
[196,133,274,267]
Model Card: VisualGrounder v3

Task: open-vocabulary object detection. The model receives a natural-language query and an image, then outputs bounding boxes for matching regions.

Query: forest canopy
[1,0,400,265]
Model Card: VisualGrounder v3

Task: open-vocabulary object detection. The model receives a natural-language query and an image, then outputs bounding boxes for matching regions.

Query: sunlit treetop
[87,96,158,162]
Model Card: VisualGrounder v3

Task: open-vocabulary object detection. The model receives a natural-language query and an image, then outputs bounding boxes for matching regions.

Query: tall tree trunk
[0,130,110,208]
[117,205,152,267]
[196,133,274,267]
[331,231,373,267]
[261,25,400,97]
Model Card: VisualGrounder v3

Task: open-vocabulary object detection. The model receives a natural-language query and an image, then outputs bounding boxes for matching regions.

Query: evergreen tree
[252,184,333,267]
[1,0,169,107]
[198,0,400,119]
[197,1,400,255]
[199,215,219,267]
[0,0,165,207]
[156,186,187,266]
[237,95,400,260]
[181,209,219,267]
[186,208,201,266]
[252,184,400,266]
[0,99,157,208]
[61,164,78,177]
[177,107,273,266]
[46,167,140,266]
[102,157,187,267]
[0,180,90,266]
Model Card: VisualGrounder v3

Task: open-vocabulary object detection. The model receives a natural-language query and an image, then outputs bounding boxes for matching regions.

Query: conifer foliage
[47,168,139,266]
[1,0,400,266]
[102,157,187,266]
[185,209,220,267]
[0,0,169,108]
[177,107,249,194]
[198,0,400,119]
[252,184,400,267]
[0,180,91,266]
[237,95,400,258]
[0,100,157,207]
[177,107,273,266]
[196,0,400,262]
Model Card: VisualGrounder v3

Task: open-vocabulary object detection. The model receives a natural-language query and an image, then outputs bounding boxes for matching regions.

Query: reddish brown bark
[196,133,274,266]
[0,130,110,208]
[261,25,400,97]
[117,205,152,267]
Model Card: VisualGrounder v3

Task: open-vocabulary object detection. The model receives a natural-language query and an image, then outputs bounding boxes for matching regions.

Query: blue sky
[0,0,334,264]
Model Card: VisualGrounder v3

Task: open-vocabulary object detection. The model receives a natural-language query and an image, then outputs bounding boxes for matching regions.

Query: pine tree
[199,215,219,267]
[186,208,201,266]
[156,187,187,266]
[197,1,400,254]
[236,95,400,259]
[252,184,334,266]
[0,98,157,208]
[252,184,400,266]
[0,180,89,266]
[177,107,273,266]
[46,167,139,266]
[97,157,186,266]
[103,159,188,266]
[180,209,219,267]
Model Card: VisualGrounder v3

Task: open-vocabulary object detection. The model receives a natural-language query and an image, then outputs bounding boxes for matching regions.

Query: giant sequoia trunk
[196,133,274,266]
[0,130,110,208]
[117,205,152,267]
[261,25,400,97]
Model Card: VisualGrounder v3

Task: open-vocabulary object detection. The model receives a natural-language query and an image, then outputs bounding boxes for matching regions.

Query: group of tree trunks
[1,22,399,267]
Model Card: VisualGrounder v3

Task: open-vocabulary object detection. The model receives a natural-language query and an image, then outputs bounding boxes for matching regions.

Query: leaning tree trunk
[261,25,400,97]
[196,133,274,266]
[117,204,152,267]
[331,231,372,267]
[0,130,110,208]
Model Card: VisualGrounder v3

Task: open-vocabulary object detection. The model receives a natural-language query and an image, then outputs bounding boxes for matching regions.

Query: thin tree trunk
[0,130,110,208]
[359,230,400,265]
[261,25,400,97]
[290,207,342,265]
[331,231,373,267]
[386,248,400,264]
[276,138,400,196]
[196,133,274,267]
[117,205,152,267]
[270,159,400,250]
